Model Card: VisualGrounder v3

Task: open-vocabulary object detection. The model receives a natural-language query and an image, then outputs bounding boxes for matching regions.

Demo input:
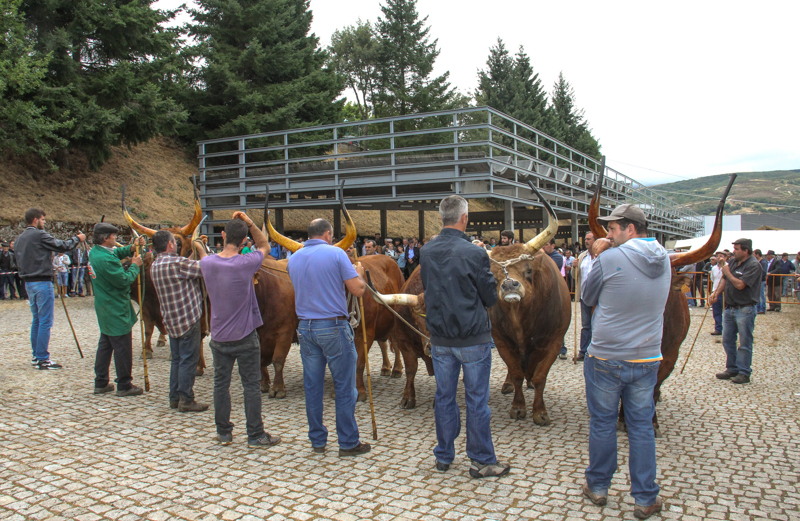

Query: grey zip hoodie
[582,238,671,361]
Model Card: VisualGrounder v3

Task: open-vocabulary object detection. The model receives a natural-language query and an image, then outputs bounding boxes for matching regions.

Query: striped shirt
[150,252,204,338]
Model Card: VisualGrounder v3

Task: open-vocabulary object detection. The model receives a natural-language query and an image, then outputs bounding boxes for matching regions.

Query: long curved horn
[371,290,419,307]
[264,184,304,253]
[524,181,559,254]
[671,174,737,268]
[588,156,608,239]
[121,184,157,238]
[179,178,203,237]
[333,180,357,251]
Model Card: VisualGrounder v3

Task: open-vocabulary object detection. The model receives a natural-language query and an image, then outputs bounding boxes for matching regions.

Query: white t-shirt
[710,265,723,291]
[580,254,595,300]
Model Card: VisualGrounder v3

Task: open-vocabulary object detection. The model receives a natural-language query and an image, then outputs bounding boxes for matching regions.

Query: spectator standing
[52,252,70,297]
[709,252,725,335]
[405,238,420,276]
[779,253,795,297]
[15,208,84,368]
[709,238,761,384]
[364,239,379,255]
[543,239,567,360]
[693,260,707,307]
[9,240,28,300]
[0,242,17,300]
[765,250,781,311]
[200,214,280,448]
[384,242,399,261]
[287,218,371,456]
[754,249,767,314]
[150,230,209,413]
[67,246,86,297]
[499,230,514,246]
[573,232,596,361]
[564,250,574,295]
[581,204,669,519]
[420,195,509,478]
[396,245,407,272]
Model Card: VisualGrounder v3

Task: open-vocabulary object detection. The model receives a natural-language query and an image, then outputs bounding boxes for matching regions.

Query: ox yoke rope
[489,254,535,282]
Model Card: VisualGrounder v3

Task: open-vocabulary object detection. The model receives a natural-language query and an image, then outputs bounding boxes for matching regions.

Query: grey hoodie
[582,238,671,361]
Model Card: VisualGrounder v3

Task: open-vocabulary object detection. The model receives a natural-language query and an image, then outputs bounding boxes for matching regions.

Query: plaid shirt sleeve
[177,257,203,280]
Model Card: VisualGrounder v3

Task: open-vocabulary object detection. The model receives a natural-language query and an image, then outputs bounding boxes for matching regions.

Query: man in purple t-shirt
[198,212,280,448]
[287,218,371,457]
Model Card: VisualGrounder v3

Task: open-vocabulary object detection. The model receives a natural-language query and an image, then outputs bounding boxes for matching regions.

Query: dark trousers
[14,275,27,299]
[169,320,201,402]
[579,300,593,357]
[712,297,723,333]
[210,330,265,442]
[693,276,705,307]
[0,273,16,299]
[768,278,781,310]
[95,332,134,390]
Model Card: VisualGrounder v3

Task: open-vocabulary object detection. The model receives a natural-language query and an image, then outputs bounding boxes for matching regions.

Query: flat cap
[765,249,775,256]
[93,222,119,235]
[597,203,648,226]
[1,242,9,247]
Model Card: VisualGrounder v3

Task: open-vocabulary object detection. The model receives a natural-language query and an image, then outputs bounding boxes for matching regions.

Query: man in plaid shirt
[150,230,209,412]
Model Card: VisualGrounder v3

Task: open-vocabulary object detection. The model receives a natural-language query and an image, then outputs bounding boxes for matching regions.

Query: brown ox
[374,184,571,425]
[123,188,208,374]
[265,214,405,401]
[588,166,735,436]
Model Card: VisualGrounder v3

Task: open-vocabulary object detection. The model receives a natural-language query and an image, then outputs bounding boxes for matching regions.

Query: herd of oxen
[121,172,734,437]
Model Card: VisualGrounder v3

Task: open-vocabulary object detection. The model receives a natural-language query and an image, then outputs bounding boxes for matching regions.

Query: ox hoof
[509,407,527,420]
[391,370,403,379]
[532,411,551,426]
[400,397,416,410]
[156,340,166,347]
[501,383,514,395]
[357,391,367,402]
[380,369,392,376]
[195,367,204,377]
[616,420,627,433]
[269,388,287,399]
[653,425,662,438]
[526,380,535,390]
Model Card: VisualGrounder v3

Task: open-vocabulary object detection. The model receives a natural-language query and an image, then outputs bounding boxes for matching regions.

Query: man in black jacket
[420,194,510,479]
[0,243,16,300]
[765,250,781,311]
[9,240,27,299]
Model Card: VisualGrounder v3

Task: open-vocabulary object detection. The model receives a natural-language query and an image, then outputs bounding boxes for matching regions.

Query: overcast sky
[155,0,799,186]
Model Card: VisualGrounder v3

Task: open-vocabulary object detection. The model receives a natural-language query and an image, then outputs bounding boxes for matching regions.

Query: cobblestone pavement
[1,296,799,520]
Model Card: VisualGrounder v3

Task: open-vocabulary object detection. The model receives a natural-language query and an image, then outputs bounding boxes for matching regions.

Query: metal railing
[196,106,703,239]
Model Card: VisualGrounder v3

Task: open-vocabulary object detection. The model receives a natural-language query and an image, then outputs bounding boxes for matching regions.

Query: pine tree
[508,47,547,133]
[373,0,457,118]
[548,72,601,159]
[20,0,186,169]
[185,0,343,142]
[475,39,514,112]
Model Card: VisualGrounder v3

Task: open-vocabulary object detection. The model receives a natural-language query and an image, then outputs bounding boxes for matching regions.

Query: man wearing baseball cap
[708,238,761,384]
[580,203,670,519]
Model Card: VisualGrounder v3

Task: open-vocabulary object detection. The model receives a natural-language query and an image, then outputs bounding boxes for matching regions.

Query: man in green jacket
[88,222,145,397]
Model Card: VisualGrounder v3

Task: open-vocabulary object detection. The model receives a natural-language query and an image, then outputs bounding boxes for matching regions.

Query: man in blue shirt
[287,219,371,457]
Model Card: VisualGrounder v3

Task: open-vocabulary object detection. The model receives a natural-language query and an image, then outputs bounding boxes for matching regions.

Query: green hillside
[651,169,800,215]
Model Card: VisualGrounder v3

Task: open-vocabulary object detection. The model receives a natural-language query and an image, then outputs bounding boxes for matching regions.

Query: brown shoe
[339,442,371,457]
[582,482,607,506]
[634,496,663,519]
[94,384,114,395]
[169,399,179,409]
[116,385,143,397]
[178,396,209,412]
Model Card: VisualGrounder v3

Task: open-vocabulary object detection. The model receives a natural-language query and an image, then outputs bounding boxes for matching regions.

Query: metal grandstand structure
[195,106,703,244]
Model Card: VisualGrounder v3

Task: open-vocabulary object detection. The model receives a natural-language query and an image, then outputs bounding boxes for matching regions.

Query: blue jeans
[169,320,201,402]
[431,343,497,466]
[712,297,723,333]
[579,300,593,356]
[584,356,660,506]
[210,330,265,441]
[70,267,85,294]
[757,281,766,313]
[297,319,360,450]
[57,272,69,287]
[722,306,755,377]
[27,281,55,361]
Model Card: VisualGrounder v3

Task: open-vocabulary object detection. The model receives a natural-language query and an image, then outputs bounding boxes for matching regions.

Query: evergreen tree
[329,19,381,121]
[373,0,457,118]
[185,0,343,142]
[21,0,186,169]
[475,39,514,113]
[508,47,547,132]
[0,0,71,166]
[548,72,601,159]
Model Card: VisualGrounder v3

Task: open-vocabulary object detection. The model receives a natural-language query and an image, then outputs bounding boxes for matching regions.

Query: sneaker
[37,360,62,370]
[115,385,143,397]
[217,433,233,446]
[94,384,115,394]
[634,497,663,520]
[31,356,38,366]
[715,370,738,380]
[312,445,326,454]
[710,331,722,336]
[435,461,450,472]
[558,353,567,360]
[582,482,608,506]
[248,433,281,449]
[731,374,750,384]
[577,354,585,362]
[469,460,510,479]
[339,442,371,457]
[178,397,209,412]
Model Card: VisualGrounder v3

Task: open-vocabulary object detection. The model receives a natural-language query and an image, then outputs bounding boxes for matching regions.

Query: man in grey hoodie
[580,204,670,520]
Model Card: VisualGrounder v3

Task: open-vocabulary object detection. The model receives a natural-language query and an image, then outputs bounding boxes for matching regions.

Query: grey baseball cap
[597,204,648,225]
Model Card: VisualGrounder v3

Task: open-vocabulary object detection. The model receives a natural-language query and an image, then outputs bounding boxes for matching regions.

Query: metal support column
[275,209,284,234]
[333,209,342,239]
[418,211,425,240]
[504,201,515,232]
[572,214,579,247]
[380,209,388,242]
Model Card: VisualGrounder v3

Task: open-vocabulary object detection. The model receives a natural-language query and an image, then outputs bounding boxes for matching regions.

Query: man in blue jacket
[581,204,669,520]
[420,194,509,479]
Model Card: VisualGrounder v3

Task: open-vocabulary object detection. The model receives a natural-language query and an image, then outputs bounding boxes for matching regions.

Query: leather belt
[302,315,349,321]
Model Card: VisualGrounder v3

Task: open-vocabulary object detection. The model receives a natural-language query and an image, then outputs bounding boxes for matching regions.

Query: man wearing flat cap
[88,222,146,396]
[709,238,761,384]
[580,203,669,519]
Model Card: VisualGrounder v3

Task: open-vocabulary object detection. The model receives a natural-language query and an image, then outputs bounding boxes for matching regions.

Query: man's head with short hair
[585,232,595,252]
[364,239,377,255]
[224,219,249,247]
[543,238,556,254]
[732,238,753,258]
[152,230,175,254]
[439,195,468,228]
[754,249,762,257]
[25,208,46,228]
[307,218,333,240]
[499,230,514,246]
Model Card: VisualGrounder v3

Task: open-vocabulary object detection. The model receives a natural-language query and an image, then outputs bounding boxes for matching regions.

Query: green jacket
[89,244,139,336]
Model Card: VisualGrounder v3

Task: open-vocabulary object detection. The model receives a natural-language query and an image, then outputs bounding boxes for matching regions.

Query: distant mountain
[650,169,800,215]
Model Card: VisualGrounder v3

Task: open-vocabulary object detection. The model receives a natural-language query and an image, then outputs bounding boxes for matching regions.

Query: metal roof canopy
[195,106,702,241]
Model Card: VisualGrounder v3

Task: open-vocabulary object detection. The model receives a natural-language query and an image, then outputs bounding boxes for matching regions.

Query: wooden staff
[58,261,84,358]
[572,289,579,364]
[132,231,150,392]
[357,261,378,440]
[680,300,712,374]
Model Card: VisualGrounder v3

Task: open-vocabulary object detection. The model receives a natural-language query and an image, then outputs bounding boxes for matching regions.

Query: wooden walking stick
[132,229,150,392]
[680,299,712,374]
[58,266,84,358]
[360,269,378,440]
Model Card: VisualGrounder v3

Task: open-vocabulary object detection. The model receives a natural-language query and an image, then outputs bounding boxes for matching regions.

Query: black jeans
[0,274,16,299]
[169,319,201,402]
[210,330,265,441]
[14,275,27,299]
[95,332,134,390]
